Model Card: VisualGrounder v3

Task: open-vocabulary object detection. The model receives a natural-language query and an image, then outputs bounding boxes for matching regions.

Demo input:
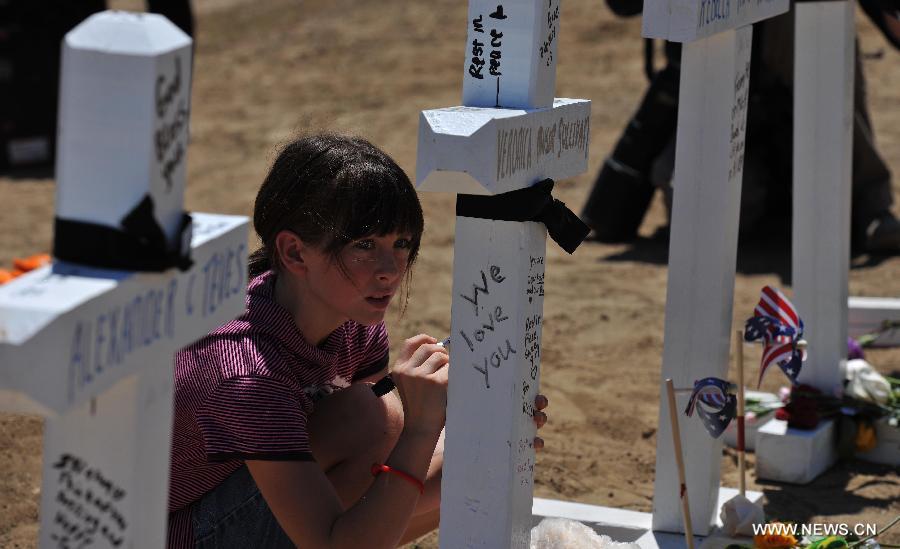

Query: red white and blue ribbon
[684,377,737,439]
[744,285,805,387]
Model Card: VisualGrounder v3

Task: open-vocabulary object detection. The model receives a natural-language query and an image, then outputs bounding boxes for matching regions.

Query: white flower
[844,359,891,405]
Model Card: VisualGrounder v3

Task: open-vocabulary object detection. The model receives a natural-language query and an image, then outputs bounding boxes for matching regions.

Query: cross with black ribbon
[456,178,590,254]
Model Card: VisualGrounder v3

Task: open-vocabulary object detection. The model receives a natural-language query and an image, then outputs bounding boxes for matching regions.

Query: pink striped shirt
[167,270,389,547]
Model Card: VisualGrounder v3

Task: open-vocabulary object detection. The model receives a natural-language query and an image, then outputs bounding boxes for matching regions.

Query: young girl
[167,134,548,548]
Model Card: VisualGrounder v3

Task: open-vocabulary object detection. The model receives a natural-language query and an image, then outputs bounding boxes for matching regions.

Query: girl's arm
[353,364,390,385]
[247,425,440,548]
[248,334,449,549]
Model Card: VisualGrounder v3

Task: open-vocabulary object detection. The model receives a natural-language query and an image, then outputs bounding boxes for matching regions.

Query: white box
[722,415,775,452]
[855,416,900,466]
[848,296,900,347]
[722,391,780,452]
[756,418,837,484]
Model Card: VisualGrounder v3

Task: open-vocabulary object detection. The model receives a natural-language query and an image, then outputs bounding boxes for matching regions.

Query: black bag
[859,0,900,50]
[0,1,105,170]
[606,0,643,17]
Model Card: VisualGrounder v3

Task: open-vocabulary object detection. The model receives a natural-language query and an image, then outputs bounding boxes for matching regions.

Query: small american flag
[744,286,805,387]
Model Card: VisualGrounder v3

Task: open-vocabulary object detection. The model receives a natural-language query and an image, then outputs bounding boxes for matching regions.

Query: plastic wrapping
[530,518,641,549]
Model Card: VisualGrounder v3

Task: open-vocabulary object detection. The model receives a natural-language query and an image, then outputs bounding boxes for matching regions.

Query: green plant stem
[849,515,900,549]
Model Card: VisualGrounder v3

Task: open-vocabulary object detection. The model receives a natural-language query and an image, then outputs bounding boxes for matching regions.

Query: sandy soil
[2,0,899,547]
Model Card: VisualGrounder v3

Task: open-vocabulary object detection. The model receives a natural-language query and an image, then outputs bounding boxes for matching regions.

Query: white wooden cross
[791,1,855,394]
[416,1,590,546]
[752,0,858,484]
[641,0,788,536]
[0,12,248,549]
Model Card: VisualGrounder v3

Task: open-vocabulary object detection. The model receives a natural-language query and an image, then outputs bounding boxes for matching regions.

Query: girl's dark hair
[248,133,424,282]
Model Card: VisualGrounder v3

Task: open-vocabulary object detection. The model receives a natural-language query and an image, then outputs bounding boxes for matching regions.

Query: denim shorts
[191,465,295,548]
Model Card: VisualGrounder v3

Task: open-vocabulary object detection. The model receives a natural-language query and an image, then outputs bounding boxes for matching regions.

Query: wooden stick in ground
[735,329,746,497]
[665,378,695,549]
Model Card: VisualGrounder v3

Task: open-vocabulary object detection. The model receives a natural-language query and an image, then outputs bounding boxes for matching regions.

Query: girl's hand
[391,334,450,436]
[533,394,549,451]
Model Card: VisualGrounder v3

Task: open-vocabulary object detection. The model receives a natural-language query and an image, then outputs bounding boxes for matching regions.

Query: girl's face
[303,232,414,327]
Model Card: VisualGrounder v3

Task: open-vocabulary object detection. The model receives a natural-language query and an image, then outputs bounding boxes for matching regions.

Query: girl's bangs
[330,165,424,245]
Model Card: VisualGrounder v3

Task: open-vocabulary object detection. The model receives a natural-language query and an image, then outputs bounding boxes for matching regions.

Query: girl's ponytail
[247,246,272,279]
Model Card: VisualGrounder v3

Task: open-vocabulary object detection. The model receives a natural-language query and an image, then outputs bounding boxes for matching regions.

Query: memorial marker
[791,0,854,394]
[0,12,249,548]
[755,0,856,485]
[416,1,590,546]
[643,0,788,536]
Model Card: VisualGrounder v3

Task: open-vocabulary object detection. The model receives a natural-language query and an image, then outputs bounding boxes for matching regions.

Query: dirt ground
[1,0,899,547]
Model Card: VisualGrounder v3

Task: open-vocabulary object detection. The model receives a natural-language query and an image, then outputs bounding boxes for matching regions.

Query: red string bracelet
[370,463,424,495]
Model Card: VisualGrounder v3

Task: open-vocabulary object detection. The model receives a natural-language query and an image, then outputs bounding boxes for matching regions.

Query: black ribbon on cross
[455,179,590,254]
[53,195,194,272]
